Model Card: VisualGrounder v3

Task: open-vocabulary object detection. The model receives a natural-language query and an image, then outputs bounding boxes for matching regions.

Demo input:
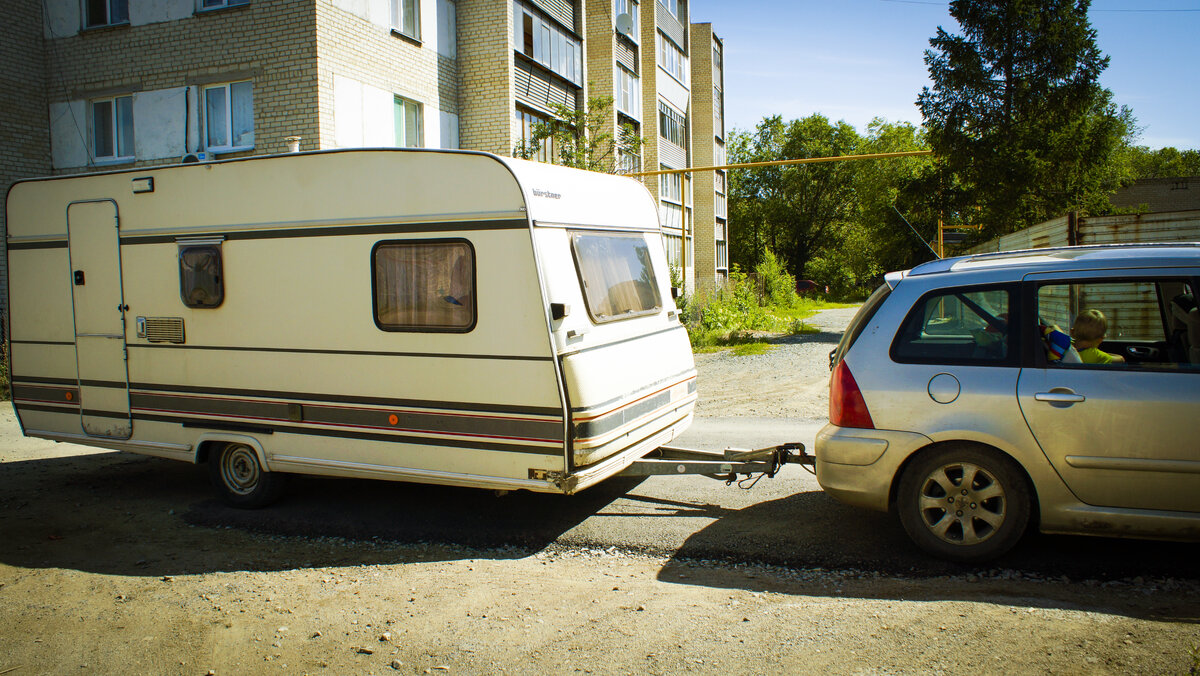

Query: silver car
[816,243,1200,562]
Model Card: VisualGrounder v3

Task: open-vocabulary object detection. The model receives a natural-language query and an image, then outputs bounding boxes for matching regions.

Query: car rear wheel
[208,442,286,508]
[897,444,1031,563]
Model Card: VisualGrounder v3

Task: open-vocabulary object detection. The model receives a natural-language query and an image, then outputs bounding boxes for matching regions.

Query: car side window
[1036,279,1199,370]
[892,287,1013,365]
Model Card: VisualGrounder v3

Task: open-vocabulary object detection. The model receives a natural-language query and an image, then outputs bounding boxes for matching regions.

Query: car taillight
[830,360,874,429]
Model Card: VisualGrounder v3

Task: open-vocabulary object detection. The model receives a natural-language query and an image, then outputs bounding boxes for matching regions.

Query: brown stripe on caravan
[571,374,697,443]
[130,392,563,444]
[129,381,562,416]
[117,218,530,246]
[135,413,561,456]
[11,383,81,405]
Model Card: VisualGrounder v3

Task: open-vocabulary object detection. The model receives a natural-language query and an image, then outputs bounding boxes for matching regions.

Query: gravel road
[694,307,859,419]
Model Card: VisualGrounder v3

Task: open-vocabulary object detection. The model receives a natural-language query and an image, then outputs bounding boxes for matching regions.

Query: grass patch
[731,342,773,356]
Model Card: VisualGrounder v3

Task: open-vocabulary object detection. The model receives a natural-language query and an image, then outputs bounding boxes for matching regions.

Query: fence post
[1067,211,1079,246]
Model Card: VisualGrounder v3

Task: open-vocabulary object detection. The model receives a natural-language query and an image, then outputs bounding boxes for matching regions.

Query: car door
[1017,270,1200,513]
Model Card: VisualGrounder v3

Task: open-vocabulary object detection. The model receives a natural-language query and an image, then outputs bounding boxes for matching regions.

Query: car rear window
[831,282,891,369]
[891,286,1014,365]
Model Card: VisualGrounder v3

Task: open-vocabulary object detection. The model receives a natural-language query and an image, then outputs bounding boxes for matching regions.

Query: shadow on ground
[0,452,640,578]
[656,490,1200,622]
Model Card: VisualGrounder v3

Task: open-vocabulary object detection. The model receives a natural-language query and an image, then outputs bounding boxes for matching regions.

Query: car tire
[208,442,286,509]
[897,444,1031,563]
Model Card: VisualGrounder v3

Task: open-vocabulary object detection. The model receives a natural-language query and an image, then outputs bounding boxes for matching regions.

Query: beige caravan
[5,149,698,507]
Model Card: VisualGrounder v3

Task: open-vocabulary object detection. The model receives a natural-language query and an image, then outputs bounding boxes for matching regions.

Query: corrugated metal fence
[967,210,1200,341]
[967,210,1200,254]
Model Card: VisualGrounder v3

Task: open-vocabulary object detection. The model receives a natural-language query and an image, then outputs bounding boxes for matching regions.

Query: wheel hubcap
[221,446,260,496]
[917,462,1006,545]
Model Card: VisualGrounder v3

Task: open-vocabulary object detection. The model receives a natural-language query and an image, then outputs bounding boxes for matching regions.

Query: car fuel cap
[927,373,961,404]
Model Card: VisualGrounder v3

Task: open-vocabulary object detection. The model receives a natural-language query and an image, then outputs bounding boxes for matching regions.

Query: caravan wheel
[209,442,286,508]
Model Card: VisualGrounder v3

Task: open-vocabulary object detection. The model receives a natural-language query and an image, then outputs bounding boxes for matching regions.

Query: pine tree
[918,0,1133,237]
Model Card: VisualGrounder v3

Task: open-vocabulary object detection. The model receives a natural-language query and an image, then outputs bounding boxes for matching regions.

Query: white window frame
[199,0,249,11]
[394,96,424,148]
[614,0,639,43]
[91,94,135,164]
[616,65,640,120]
[85,0,128,27]
[390,0,421,39]
[657,32,687,85]
[203,81,255,154]
[513,2,583,87]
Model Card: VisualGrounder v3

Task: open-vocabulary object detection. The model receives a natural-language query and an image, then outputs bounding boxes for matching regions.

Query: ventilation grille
[143,317,185,344]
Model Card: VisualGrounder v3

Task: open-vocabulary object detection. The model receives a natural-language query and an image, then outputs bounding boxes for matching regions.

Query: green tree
[1127,146,1200,179]
[727,115,862,281]
[513,93,643,173]
[918,0,1134,238]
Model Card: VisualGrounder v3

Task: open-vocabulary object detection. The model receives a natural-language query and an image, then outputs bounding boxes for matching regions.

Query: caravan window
[373,240,476,332]
[179,244,224,308]
[571,232,662,323]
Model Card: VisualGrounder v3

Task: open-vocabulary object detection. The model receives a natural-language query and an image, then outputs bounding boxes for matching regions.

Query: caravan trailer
[5,149,700,507]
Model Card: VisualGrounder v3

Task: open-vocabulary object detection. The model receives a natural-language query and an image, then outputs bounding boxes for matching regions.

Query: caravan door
[67,200,133,439]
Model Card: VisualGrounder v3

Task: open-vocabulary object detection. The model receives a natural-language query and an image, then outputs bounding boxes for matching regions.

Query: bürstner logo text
[532,188,561,199]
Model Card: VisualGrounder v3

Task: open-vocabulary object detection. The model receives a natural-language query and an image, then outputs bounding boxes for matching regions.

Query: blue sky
[690,0,1199,149]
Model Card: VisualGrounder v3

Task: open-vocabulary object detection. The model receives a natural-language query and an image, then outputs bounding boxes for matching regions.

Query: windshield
[571,232,663,323]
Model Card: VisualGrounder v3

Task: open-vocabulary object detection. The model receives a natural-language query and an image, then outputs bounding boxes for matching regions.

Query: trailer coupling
[617,442,810,487]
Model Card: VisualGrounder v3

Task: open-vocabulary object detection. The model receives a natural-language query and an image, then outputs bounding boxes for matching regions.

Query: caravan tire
[209,442,286,508]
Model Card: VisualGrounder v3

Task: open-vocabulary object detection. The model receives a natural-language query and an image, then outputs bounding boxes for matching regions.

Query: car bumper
[815,424,932,512]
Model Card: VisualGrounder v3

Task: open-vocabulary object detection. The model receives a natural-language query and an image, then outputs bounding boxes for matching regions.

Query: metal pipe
[626,149,933,178]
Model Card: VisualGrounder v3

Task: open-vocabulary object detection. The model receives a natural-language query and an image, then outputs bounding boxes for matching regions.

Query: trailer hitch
[617,442,811,488]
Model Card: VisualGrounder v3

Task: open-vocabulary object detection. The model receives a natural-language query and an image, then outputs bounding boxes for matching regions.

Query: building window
[517,107,551,163]
[179,244,224,308]
[373,240,476,332]
[92,95,134,163]
[662,0,680,19]
[614,0,639,41]
[616,66,640,120]
[715,219,728,271]
[200,0,249,10]
[657,32,687,84]
[660,167,682,203]
[86,0,128,27]
[390,0,420,39]
[571,232,662,324]
[394,97,423,147]
[513,2,583,86]
[664,233,682,269]
[204,81,254,152]
[713,84,724,139]
[660,202,682,231]
[658,102,686,147]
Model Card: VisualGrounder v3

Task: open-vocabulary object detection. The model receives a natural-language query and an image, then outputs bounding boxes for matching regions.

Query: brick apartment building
[0,0,728,307]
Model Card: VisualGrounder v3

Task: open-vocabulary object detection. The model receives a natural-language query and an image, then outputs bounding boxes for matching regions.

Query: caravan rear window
[372,240,476,332]
[571,232,662,323]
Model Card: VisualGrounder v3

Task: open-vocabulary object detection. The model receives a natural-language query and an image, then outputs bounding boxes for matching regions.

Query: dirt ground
[3,308,1199,674]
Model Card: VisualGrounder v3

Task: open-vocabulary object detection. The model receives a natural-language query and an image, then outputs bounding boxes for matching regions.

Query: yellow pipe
[626,150,933,178]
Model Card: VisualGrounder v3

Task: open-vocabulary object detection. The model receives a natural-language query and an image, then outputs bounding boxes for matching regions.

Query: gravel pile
[692,306,860,420]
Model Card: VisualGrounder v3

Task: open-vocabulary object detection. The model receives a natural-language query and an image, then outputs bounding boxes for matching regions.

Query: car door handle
[1034,391,1086,404]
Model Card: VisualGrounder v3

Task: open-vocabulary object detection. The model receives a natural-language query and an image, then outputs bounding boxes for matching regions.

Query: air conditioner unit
[181,152,208,164]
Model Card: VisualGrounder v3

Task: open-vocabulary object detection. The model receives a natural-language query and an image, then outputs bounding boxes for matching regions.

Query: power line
[879,0,1200,11]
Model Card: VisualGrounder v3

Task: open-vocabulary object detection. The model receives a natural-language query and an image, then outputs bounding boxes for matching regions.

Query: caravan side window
[373,240,476,332]
[571,232,663,323]
[179,244,224,308]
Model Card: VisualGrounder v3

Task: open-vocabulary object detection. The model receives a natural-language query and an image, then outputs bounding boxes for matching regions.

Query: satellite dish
[615,12,633,37]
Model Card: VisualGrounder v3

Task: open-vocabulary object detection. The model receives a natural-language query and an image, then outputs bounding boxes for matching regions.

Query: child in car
[1072,309,1125,364]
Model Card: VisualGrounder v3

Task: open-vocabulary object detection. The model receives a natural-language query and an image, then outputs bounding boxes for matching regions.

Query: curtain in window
[93,101,114,158]
[375,242,474,330]
[572,234,661,322]
[206,87,228,148]
[179,246,224,308]
[230,82,254,147]
[116,96,134,157]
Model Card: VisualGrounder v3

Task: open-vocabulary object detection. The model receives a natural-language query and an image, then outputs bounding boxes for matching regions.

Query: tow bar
[617,442,811,487]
